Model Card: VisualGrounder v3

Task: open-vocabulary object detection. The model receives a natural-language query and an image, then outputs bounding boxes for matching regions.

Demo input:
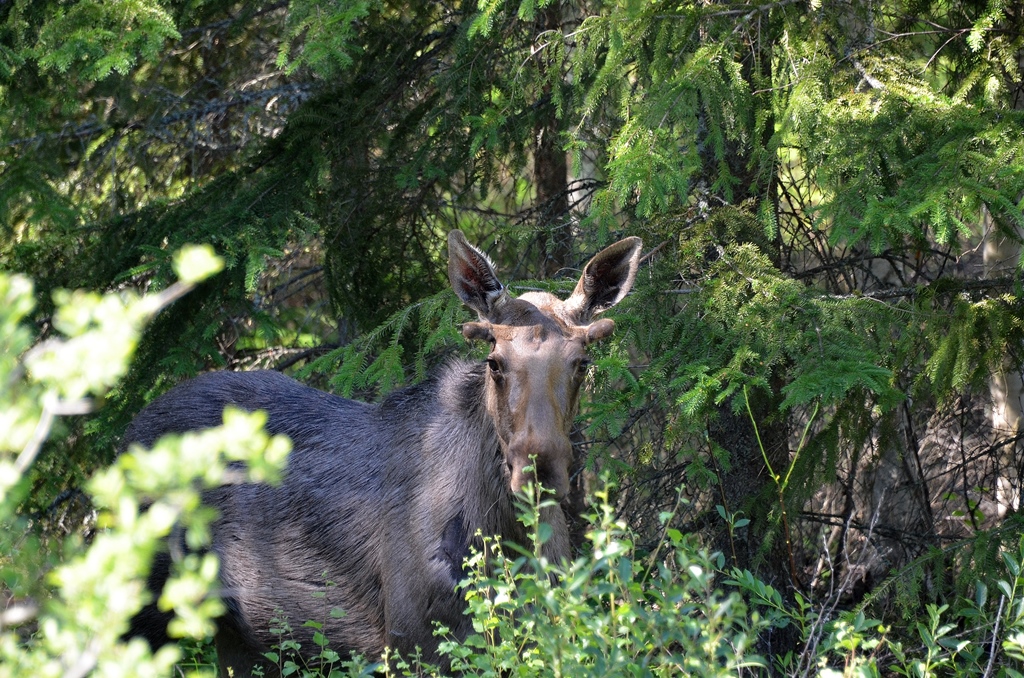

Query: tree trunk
[983,38,1024,517]
[533,4,571,278]
[984,205,1023,517]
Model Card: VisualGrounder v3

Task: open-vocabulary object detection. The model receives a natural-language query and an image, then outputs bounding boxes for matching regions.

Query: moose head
[447,230,643,501]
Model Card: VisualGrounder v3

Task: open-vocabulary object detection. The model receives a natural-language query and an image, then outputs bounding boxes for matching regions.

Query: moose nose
[508,437,571,501]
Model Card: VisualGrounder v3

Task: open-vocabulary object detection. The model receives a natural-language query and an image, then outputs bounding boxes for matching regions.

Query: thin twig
[15,397,94,476]
[982,595,1006,678]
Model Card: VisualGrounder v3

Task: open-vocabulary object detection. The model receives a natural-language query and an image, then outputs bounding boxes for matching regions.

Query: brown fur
[124,231,642,676]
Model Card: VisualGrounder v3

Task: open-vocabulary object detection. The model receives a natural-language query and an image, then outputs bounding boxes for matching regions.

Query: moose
[125,230,643,676]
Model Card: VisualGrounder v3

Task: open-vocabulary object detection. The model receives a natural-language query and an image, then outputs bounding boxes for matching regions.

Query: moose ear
[564,236,643,324]
[448,230,506,319]
[462,321,495,343]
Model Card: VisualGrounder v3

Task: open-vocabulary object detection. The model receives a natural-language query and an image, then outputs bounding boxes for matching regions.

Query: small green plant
[743,385,820,587]
[258,586,377,678]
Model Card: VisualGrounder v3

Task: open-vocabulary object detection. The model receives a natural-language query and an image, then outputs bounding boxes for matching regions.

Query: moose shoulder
[125,230,642,676]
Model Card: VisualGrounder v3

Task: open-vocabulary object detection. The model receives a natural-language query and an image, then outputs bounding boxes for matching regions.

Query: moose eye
[486,357,503,376]
[574,358,592,375]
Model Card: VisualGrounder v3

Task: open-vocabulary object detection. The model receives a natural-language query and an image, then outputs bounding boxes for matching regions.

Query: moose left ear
[585,318,616,344]
[564,236,643,324]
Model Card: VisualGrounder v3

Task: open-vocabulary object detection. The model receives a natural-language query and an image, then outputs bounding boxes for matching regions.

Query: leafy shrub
[0,246,291,678]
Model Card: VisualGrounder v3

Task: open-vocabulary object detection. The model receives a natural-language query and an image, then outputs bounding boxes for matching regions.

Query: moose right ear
[448,230,507,319]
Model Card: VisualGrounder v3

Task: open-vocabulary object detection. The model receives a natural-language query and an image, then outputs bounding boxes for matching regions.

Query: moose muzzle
[507,434,572,501]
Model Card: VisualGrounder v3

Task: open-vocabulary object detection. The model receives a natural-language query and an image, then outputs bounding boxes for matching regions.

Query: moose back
[125,230,642,676]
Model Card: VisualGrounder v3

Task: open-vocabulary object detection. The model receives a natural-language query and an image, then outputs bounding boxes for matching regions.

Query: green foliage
[32,0,180,80]
[924,294,1024,398]
[269,483,764,678]
[257,609,379,678]
[191,486,1024,677]
[572,8,760,225]
[622,232,903,456]
[792,68,1024,251]
[277,0,380,77]
[302,288,467,397]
